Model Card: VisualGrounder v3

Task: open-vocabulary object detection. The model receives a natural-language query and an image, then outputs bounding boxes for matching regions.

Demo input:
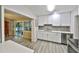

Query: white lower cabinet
[48,32,61,43]
[42,31,48,40]
[37,31,48,40]
[37,31,61,43]
[37,31,43,39]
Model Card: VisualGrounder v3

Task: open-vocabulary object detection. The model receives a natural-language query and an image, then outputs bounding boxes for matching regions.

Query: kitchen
[0,5,79,53]
[1,0,79,59]
[37,11,72,44]
[36,5,79,53]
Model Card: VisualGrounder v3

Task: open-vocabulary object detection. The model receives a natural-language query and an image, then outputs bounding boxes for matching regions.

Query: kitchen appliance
[68,38,79,53]
[61,33,73,45]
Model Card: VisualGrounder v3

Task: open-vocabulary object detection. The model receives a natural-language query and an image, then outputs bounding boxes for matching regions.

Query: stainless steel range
[68,38,79,53]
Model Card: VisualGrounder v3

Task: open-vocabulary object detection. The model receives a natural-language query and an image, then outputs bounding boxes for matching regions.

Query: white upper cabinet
[38,16,44,26]
[48,12,71,26]
[48,15,53,24]
[60,12,71,26]
[48,15,61,26]
[38,12,71,26]
[52,14,61,26]
[38,16,48,26]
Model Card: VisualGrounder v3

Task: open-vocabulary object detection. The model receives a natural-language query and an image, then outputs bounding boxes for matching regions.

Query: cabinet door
[48,15,61,26]
[37,31,43,39]
[37,31,48,40]
[54,33,61,43]
[38,16,48,26]
[38,17,44,26]
[47,32,54,41]
[52,15,61,26]
[48,32,61,43]
[42,31,48,40]
[48,15,53,24]
[60,12,71,26]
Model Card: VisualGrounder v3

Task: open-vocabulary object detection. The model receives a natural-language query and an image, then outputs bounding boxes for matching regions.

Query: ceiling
[5,5,78,20]
[26,5,78,16]
[5,9,32,21]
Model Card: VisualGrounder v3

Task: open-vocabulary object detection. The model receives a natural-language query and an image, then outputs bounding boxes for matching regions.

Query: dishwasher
[61,33,67,44]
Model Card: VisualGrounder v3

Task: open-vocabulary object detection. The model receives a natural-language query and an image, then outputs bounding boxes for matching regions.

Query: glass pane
[15,22,23,37]
[24,21,31,31]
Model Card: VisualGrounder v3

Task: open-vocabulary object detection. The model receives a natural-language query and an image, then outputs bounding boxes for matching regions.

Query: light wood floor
[6,36,67,53]
[19,39,67,53]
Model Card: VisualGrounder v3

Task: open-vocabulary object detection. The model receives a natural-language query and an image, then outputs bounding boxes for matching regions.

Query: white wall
[74,16,79,39]
[70,6,79,39]
[0,6,2,43]
[70,7,78,33]
[31,17,38,42]
[3,5,37,42]
[38,15,48,26]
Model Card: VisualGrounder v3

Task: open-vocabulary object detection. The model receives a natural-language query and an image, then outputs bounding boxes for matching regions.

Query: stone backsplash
[38,26,70,32]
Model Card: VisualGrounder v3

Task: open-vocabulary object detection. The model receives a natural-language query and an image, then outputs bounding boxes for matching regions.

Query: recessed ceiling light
[47,5,55,11]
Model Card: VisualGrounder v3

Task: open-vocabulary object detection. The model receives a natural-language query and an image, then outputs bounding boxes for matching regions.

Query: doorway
[4,9,33,44]
[5,21,9,40]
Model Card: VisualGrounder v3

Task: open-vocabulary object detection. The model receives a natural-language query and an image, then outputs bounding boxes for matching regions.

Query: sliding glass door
[15,22,23,37]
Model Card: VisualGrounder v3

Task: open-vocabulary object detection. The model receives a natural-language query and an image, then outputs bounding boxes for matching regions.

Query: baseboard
[38,39,67,45]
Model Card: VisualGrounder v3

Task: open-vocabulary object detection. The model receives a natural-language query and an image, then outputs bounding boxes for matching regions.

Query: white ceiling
[26,5,48,16]
[26,5,78,16]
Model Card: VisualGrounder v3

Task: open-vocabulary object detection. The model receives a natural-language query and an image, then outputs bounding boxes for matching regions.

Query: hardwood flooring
[6,36,67,53]
[19,39,67,53]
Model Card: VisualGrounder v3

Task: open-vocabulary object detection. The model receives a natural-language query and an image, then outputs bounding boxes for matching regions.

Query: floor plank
[21,39,67,53]
[6,36,67,53]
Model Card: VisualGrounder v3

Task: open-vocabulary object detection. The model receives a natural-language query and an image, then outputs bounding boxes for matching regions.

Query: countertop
[38,30,73,34]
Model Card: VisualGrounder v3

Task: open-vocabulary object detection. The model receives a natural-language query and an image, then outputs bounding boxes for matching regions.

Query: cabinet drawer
[48,32,61,35]
[49,37,61,43]
[37,31,61,43]
[48,32,61,43]
[48,32,61,37]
